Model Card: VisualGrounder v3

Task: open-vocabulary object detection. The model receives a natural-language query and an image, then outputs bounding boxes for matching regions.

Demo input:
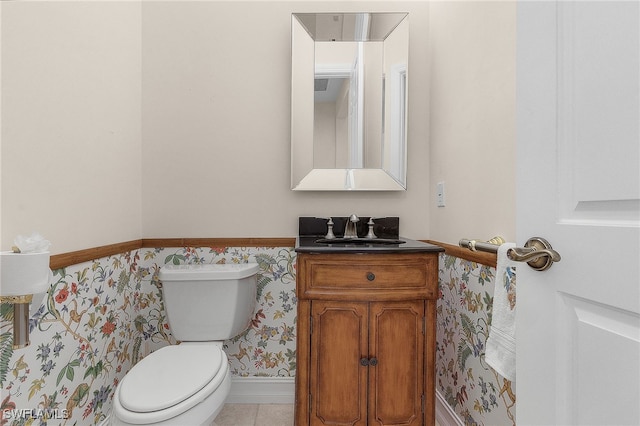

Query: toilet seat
[113,343,228,424]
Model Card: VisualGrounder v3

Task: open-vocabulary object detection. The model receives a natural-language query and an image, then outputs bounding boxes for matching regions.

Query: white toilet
[111,263,259,426]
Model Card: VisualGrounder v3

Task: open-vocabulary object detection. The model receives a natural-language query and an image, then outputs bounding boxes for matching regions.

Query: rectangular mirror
[291,12,409,191]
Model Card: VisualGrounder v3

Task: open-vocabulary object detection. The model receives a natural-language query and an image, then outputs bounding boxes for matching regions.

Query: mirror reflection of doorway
[313,63,361,169]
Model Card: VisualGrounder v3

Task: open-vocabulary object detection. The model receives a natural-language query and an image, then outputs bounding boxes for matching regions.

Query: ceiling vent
[315,78,329,92]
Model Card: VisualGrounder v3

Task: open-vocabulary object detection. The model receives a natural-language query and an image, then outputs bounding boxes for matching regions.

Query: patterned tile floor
[212,404,294,426]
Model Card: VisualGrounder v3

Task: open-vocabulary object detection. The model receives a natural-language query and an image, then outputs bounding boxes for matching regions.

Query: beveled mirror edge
[292,168,405,191]
[290,12,409,192]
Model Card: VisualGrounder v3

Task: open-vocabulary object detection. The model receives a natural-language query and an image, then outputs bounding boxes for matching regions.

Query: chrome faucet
[343,214,360,238]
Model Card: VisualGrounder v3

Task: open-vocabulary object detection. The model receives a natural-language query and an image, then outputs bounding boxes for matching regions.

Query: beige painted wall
[428,1,517,245]
[141,1,431,239]
[1,1,143,254]
[1,0,516,255]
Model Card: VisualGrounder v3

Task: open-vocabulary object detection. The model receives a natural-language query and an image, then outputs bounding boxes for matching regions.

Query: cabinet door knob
[366,272,376,281]
[360,357,369,366]
[369,357,378,366]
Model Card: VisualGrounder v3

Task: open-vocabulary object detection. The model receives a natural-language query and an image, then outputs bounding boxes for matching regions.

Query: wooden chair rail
[49,238,495,270]
[50,238,296,270]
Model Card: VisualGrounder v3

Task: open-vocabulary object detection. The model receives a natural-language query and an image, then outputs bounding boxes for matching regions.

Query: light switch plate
[436,181,446,207]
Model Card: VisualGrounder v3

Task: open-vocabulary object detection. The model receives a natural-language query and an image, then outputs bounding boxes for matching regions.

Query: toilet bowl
[110,263,259,425]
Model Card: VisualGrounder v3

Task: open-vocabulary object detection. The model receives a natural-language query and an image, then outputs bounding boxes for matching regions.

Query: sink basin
[314,238,406,245]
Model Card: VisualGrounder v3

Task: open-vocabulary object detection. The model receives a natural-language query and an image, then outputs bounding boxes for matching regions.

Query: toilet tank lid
[159,263,259,281]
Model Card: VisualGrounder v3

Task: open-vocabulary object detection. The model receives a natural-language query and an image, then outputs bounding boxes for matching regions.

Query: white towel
[485,242,517,382]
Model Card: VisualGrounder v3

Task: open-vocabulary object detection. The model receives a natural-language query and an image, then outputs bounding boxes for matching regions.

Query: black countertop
[295,236,444,254]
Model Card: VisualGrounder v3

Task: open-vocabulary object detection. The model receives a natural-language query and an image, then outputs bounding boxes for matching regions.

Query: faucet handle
[366,218,377,239]
[324,218,336,239]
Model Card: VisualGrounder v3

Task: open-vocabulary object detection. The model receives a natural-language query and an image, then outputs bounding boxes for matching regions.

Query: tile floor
[212,404,294,426]
[213,404,442,426]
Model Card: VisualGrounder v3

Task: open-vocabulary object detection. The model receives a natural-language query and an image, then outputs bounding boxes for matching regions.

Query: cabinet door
[310,301,369,426]
[369,301,425,426]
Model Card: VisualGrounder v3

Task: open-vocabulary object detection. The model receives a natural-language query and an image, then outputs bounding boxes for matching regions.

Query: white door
[516,2,640,425]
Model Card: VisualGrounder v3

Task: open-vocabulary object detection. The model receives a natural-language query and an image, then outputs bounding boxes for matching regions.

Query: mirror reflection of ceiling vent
[315,78,329,92]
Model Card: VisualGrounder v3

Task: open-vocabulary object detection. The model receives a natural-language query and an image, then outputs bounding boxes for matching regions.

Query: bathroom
[1,1,638,425]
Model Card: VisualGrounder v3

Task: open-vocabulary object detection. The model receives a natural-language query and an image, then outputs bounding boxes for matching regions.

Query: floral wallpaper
[1,246,296,426]
[2,245,515,426]
[436,253,517,426]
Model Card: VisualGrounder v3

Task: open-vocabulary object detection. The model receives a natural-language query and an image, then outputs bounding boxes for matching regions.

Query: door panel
[311,301,368,426]
[369,301,424,426]
[558,294,640,425]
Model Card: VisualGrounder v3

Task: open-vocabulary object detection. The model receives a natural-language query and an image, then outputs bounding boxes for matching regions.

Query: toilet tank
[158,263,258,341]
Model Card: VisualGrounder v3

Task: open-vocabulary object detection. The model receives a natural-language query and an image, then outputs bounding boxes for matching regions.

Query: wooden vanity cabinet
[295,252,439,426]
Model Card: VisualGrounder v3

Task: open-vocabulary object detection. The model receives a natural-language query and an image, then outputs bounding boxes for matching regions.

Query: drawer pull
[366,272,376,281]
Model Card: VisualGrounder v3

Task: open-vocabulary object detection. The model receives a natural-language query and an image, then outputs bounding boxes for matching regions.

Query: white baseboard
[105,379,453,422]
[226,376,295,404]
[435,389,464,426]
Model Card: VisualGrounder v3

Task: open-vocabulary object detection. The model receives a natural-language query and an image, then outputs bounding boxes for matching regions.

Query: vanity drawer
[297,252,438,301]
